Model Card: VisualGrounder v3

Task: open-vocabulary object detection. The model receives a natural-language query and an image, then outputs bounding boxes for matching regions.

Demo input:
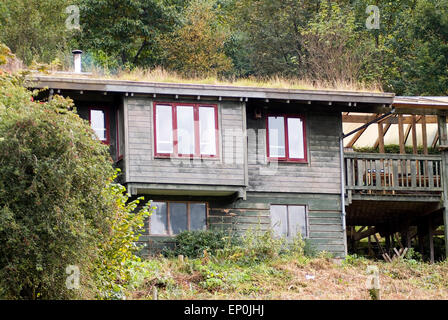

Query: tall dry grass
[44,66,383,93]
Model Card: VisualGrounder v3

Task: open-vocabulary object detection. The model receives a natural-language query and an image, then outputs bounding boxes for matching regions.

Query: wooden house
[31,74,448,261]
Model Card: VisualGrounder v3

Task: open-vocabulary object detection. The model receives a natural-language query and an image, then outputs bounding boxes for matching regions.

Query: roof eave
[30,75,395,105]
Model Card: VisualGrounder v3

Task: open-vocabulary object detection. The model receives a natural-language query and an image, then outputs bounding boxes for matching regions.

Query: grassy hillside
[124,230,448,300]
[127,254,448,300]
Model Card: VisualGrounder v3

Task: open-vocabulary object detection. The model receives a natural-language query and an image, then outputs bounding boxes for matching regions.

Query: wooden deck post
[378,122,385,153]
[428,217,435,264]
[422,115,428,155]
[406,229,412,249]
[385,233,391,253]
[411,115,418,154]
[417,223,425,258]
[398,115,406,154]
[437,115,448,260]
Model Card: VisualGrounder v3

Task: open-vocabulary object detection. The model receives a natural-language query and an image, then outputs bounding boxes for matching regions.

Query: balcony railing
[344,152,443,196]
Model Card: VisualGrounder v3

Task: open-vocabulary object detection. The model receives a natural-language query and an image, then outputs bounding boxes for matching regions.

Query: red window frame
[153,102,219,159]
[88,106,110,145]
[266,114,307,163]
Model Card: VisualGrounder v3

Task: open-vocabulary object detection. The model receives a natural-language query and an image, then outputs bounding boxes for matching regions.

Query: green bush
[165,230,240,259]
[0,72,151,299]
[94,180,152,299]
[240,229,285,262]
[215,228,307,265]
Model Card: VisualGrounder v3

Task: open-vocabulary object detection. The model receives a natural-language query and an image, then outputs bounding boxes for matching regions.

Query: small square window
[267,115,307,162]
[270,205,308,238]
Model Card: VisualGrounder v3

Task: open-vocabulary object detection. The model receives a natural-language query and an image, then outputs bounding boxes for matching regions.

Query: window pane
[177,106,195,155]
[151,202,168,235]
[268,117,285,157]
[288,205,307,238]
[156,105,173,153]
[190,203,207,231]
[270,205,288,237]
[199,107,217,155]
[90,109,106,141]
[169,203,188,235]
[288,118,305,159]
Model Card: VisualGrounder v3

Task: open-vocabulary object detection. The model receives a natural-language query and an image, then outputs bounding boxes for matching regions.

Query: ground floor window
[150,201,207,236]
[270,205,308,238]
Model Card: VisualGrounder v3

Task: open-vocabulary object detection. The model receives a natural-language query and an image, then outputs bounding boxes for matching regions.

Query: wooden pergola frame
[343,113,435,155]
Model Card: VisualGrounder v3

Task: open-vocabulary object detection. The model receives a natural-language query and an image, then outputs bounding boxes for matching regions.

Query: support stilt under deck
[437,115,448,259]
[429,217,435,264]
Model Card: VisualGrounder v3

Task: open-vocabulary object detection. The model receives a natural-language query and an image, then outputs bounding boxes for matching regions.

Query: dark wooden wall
[124,97,246,187]
[131,100,346,257]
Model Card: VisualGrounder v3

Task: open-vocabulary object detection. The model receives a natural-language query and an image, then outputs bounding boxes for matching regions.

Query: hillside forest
[0,0,447,95]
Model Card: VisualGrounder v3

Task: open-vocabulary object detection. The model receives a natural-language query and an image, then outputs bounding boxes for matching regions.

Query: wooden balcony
[344,152,443,201]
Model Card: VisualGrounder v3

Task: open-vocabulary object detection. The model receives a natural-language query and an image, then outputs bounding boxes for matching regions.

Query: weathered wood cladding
[246,104,342,194]
[124,96,246,187]
[138,192,345,257]
[126,99,346,257]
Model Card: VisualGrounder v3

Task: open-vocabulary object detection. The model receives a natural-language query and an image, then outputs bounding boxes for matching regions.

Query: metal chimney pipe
[72,49,83,73]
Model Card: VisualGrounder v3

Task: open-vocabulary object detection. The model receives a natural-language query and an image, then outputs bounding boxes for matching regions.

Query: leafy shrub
[342,254,369,267]
[219,228,307,265]
[404,248,423,263]
[165,230,240,259]
[166,227,309,265]
[0,72,151,299]
[235,229,285,263]
[94,180,152,299]
[303,238,318,257]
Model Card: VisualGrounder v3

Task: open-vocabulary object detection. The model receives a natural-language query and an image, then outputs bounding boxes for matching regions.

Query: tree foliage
[0,70,151,299]
[1,0,448,93]
[158,0,232,76]
[76,0,177,69]
[0,0,76,65]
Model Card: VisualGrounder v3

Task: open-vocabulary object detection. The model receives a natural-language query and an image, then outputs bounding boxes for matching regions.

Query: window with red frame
[266,115,307,162]
[89,107,110,144]
[154,103,219,158]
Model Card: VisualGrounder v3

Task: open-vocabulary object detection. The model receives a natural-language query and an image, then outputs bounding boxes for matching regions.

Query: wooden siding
[124,97,246,187]
[247,111,342,194]
[138,192,345,257]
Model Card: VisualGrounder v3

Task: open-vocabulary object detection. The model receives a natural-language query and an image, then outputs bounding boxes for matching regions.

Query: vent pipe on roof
[72,49,83,73]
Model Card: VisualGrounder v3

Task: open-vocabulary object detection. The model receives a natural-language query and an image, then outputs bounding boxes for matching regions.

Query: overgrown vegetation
[164,228,311,264]
[164,230,239,259]
[1,0,448,95]
[0,69,152,299]
[128,232,448,300]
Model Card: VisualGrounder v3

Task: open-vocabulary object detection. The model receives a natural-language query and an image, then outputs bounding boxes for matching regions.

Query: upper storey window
[266,115,307,162]
[154,103,219,158]
[89,107,110,144]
